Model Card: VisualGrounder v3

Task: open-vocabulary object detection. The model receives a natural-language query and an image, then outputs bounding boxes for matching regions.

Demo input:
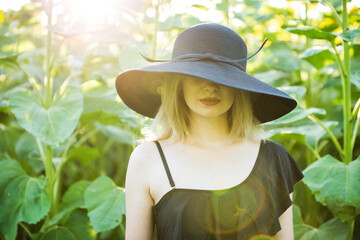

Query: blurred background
[0,0,359,239]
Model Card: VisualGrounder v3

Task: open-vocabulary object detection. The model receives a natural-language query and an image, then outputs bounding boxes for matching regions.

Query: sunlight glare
[0,0,30,11]
[65,0,112,19]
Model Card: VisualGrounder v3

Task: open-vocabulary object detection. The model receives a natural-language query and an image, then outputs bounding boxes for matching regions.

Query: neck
[185,112,238,149]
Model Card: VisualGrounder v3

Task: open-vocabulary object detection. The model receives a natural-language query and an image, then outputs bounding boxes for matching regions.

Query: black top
[152,139,304,240]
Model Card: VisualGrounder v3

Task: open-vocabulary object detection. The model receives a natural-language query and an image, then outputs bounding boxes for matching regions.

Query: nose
[203,81,219,93]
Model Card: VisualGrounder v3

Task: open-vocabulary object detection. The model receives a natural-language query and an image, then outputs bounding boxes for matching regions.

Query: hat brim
[115,61,297,123]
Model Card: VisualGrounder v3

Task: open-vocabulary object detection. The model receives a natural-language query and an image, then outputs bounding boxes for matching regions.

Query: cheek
[223,88,235,108]
[182,82,197,107]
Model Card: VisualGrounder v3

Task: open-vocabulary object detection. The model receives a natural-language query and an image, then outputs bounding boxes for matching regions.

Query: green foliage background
[0,0,359,239]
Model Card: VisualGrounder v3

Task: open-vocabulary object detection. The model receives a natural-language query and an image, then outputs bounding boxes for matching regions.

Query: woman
[115,23,303,240]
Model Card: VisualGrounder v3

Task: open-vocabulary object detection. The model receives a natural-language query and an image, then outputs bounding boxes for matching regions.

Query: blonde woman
[115,23,303,240]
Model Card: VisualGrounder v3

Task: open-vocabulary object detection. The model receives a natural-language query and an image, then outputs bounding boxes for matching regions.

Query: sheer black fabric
[152,139,303,240]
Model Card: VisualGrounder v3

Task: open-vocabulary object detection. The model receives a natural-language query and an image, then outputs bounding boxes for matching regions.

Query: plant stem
[308,114,344,160]
[304,142,321,161]
[53,129,78,214]
[346,219,354,240]
[342,0,352,164]
[304,5,313,107]
[49,37,65,72]
[36,138,46,163]
[352,116,360,152]
[45,0,53,109]
[19,223,33,239]
[322,0,342,25]
[224,0,230,25]
[75,128,100,147]
[331,41,346,77]
[18,65,45,106]
[152,0,161,59]
[44,145,55,217]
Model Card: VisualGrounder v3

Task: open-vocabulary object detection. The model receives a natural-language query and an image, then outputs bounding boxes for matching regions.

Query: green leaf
[37,227,76,240]
[293,205,349,240]
[81,81,140,128]
[67,146,99,166]
[266,121,338,149]
[118,46,150,71]
[300,47,336,70]
[19,62,45,84]
[0,52,20,69]
[244,0,262,9]
[81,83,116,115]
[351,71,360,90]
[279,86,307,103]
[265,107,326,125]
[45,180,90,228]
[285,27,337,41]
[181,15,202,28]
[62,210,96,240]
[95,122,134,145]
[80,110,120,126]
[84,176,125,233]
[191,4,209,11]
[303,155,360,221]
[335,29,360,42]
[15,132,44,173]
[264,44,305,71]
[159,14,183,31]
[253,70,289,85]
[0,159,50,240]
[10,87,83,147]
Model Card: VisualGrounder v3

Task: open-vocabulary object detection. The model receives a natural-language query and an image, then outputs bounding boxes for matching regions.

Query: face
[182,76,235,119]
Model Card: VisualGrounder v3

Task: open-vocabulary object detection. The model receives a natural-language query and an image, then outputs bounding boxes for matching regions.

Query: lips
[199,97,221,106]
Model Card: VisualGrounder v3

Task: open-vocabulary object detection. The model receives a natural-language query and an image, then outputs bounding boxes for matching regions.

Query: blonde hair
[142,74,264,142]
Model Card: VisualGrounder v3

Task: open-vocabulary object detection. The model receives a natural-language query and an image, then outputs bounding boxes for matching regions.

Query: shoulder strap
[154,141,175,188]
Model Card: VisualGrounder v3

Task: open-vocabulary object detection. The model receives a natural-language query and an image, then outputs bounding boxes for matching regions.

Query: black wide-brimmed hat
[115,23,296,123]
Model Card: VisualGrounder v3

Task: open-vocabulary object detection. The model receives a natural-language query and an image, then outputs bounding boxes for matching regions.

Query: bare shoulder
[127,141,159,175]
[130,141,159,162]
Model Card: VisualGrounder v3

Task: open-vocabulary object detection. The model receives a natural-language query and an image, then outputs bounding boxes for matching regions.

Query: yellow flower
[0,10,4,22]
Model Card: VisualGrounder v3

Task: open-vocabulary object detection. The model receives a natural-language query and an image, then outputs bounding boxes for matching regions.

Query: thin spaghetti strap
[154,141,175,188]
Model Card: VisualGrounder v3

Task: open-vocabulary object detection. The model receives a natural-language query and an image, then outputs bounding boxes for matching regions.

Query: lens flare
[192,179,268,236]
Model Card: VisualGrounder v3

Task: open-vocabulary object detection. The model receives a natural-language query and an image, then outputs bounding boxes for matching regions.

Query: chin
[197,110,228,119]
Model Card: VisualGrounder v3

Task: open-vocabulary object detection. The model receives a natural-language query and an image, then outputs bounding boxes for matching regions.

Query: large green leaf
[84,176,125,233]
[300,47,336,70]
[293,205,349,240]
[303,155,360,221]
[67,146,99,166]
[95,122,134,146]
[279,86,307,103]
[285,27,337,41]
[118,45,150,71]
[264,47,304,71]
[336,29,360,42]
[0,52,20,69]
[0,159,51,240]
[253,70,289,85]
[159,14,183,31]
[265,120,338,149]
[39,210,95,240]
[244,0,262,9]
[81,81,140,128]
[45,180,90,228]
[10,87,83,147]
[15,132,44,173]
[37,227,76,240]
[62,210,96,240]
[264,107,326,125]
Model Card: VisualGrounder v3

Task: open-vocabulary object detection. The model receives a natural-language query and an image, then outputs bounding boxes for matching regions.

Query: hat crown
[172,23,248,70]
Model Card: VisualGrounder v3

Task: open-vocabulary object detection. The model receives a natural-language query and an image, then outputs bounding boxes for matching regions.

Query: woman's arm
[125,143,155,240]
[274,193,294,240]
